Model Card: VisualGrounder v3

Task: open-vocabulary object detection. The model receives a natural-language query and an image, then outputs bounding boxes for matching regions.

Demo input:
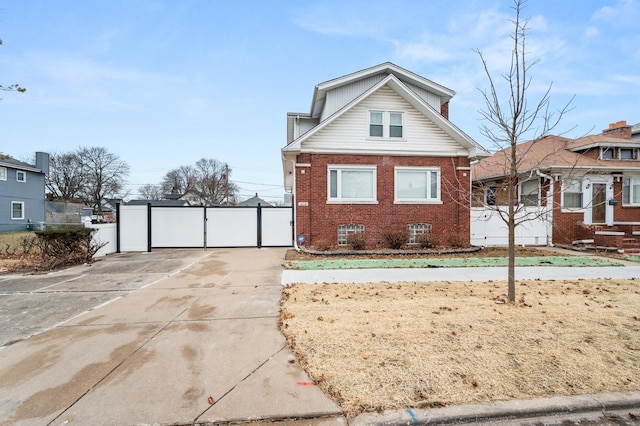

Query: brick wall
[294,153,470,248]
[440,102,449,119]
[602,121,632,140]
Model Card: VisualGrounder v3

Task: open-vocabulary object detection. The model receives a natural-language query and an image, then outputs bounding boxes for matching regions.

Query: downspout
[282,152,300,252]
[291,160,300,251]
[536,170,554,247]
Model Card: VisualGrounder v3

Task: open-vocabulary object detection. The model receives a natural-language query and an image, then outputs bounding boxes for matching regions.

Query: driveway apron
[0,248,340,425]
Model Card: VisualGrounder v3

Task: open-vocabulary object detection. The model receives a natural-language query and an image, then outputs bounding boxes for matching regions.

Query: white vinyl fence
[471,207,551,247]
[86,223,116,257]
[91,204,293,255]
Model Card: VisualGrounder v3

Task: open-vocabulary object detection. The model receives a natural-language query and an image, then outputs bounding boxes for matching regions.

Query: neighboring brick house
[0,152,50,232]
[471,121,640,250]
[281,63,489,248]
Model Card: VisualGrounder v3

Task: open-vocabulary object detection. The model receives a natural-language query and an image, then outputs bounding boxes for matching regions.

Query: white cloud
[592,0,640,27]
[583,26,600,39]
[392,37,453,63]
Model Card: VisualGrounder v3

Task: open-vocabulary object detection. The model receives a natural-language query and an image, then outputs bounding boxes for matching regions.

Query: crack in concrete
[193,344,288,423]
[46,263,227,425]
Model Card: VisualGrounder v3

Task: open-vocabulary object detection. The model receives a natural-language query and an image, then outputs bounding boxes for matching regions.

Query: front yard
[280,263,640,417]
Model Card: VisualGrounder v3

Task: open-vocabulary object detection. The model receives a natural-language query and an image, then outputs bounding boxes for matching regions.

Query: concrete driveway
[0,248,341,425]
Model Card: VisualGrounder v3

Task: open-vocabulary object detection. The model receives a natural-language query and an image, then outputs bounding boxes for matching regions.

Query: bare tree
[46,152,85,200]
[161,158,239,205]
[0,38,26,95]
[137,184,164,200]
[474,0,573,302]
[161,165,198,196]
[75,146,130,213]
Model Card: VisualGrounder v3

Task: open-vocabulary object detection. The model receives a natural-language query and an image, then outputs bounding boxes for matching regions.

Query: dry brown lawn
[280,278,640,417]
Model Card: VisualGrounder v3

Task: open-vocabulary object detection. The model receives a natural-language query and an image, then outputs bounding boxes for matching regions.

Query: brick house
[281,63,489,248]
[471,121,640,251]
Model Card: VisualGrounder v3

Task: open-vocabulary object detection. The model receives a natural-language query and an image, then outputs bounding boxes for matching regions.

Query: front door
[592,183,607,224]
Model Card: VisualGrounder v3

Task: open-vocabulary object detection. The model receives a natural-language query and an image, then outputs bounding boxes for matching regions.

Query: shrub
[314,239,331,251]
[416,232,434,249]
[447,229,468,248]
[347,233,367,250]
[382,229,409,250]
[34,226,105,269]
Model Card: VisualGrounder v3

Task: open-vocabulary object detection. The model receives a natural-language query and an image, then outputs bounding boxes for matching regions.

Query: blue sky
[1,0,638,203]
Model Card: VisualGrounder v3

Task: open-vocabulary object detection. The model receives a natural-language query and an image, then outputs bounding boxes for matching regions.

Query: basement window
[407,223,431,244]
[337,224,364,246]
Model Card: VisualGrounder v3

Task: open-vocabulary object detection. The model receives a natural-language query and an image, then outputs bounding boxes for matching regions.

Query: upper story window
[519,179,539,206]
[620,148,636,160]
[600,147,614,159]
[16,170,26,182]
[328,165,377,203]
[369,112,383,137]
[369,111,404,139]
[562,179,583,209]
[0,167,6,181]
[394,167,440,203]
[600,147,638,160]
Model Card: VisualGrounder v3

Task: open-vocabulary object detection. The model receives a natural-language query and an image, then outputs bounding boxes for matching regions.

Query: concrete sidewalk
[282,265,640,286]
[0,248,341,425]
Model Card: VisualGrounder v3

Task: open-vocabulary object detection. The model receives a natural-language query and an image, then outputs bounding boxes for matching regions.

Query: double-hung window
[623,176,640,205]
[519,179,539,206]
[11,201,24,220]
[369,111,403,139]
[0,167,6,181]
[484,186,497,206]
[328,165,377,203]
[16,170,26,182]
[562,179,583,209]
[394,167,440,203]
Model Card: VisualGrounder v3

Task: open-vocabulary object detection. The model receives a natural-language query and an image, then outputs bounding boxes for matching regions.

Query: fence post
[257,204,262,249]
[203,206,207,250]
[116,202,121,253]
[147,202,152,252]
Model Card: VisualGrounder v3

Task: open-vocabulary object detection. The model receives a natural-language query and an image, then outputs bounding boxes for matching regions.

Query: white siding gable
[303,85,469,156]
[322,76,443,121]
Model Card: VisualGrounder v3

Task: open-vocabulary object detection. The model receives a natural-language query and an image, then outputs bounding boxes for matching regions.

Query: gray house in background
[0,152,50,232]
[237,193,272,207]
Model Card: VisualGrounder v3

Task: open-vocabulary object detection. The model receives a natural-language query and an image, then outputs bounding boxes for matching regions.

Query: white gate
[152,207,205,248]
[471,207,551,246]
[116,204,292,252]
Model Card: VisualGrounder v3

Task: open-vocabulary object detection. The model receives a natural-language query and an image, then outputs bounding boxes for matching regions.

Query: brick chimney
[602,120,632,139]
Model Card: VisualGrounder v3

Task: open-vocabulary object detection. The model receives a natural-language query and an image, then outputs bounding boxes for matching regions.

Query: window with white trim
[328,165,377,202]
[601,147,614,160]
[16,170,26,182]
[11,201,24,220]
[484,186,497,206]
[0,167,6,181]
[623,177,640,205]
[337,224,364,246]
[407,223,431,244]
[519,179,538,206]
[620,148,636,160]
[562,179,583,209]
[368,111,404,139]
[394,167,440,202]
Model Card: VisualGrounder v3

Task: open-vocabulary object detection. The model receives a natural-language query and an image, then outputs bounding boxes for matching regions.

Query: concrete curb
[350,391,640,425]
